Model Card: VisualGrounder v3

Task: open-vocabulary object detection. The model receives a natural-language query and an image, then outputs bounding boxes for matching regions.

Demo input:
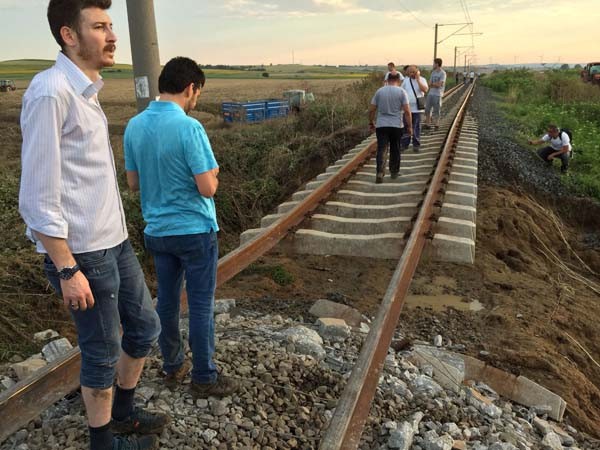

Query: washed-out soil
[217,86,600,437]
[217,185,600,439]
[2,80,599,440]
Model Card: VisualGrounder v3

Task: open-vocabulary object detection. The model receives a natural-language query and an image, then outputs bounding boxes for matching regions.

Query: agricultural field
[0,59,372,80]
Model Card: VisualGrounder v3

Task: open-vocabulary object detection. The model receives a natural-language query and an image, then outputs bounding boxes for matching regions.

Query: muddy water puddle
[406,294,484,312]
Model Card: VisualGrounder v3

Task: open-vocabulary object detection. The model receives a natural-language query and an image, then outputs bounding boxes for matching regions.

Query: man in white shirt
[400,65,428,152]
[19,1,165,449]
[384,61,404,85]
[528,124,572,174]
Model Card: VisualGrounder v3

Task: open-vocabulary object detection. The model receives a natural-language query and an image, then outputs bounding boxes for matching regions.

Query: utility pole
[433,22,480,63]
[454,46,472,76]
[126,0,161,112]
[434,24,439,60]
[454,46,457,75]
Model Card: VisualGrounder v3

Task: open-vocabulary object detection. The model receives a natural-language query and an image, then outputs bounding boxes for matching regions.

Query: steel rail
[0,137,376,444]
[0,84,464,444]
[319,81,476,450]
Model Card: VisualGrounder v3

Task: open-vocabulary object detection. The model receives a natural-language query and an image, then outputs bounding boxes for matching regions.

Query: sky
[0,0,597,67]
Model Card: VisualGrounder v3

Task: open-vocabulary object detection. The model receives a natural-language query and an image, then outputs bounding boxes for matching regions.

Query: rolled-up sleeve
[19,95,68,239]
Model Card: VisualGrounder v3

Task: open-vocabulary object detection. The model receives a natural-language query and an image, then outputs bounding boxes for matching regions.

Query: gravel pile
[468,85,570,197]
[2,303,598,450]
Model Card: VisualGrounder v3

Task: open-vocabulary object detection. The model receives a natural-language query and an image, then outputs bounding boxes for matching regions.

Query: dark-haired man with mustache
[19,1,166,449]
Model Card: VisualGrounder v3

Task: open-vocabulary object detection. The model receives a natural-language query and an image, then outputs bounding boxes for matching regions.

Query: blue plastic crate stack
[222,99,290,123]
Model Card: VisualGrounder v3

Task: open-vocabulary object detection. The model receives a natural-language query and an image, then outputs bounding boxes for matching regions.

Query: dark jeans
[375,127,404,174]
[144,231,218,384]
[538,146,570,170]
[44,240,160,389]
[401,112,422,148]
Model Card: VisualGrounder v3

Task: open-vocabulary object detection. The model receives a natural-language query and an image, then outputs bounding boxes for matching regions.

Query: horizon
[0,1,597,67]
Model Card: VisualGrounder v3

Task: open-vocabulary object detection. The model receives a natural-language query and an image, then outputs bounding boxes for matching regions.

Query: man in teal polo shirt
[124,57,239,398]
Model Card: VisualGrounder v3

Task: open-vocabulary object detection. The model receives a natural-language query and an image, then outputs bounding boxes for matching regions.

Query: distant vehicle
[283,89,315,112]
[581,62,600,85]
[0,80,16,92]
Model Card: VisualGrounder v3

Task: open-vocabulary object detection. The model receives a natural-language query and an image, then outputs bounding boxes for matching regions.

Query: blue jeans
[44,240,160,389]
[144,231,218,384]
[401,112,422,148]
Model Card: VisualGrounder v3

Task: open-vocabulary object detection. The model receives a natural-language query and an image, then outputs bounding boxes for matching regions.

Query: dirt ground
[217,186,600,438]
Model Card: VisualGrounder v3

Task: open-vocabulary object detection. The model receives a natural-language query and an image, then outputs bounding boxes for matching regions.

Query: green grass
[482,69,600,199]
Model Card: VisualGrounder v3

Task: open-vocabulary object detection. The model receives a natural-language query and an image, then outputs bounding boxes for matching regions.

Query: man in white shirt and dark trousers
[401,65,428,152]
[528,124,572,174]
[19,1,165,449]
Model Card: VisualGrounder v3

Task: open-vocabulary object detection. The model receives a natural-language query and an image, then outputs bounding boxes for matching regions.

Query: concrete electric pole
[126,0,161,112]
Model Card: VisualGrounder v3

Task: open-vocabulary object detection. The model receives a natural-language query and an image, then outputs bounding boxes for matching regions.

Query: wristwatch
[57,264,80,280]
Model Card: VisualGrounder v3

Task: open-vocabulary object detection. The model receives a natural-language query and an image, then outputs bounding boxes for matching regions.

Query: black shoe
[375,174,383,184]
[390,172,399,179]
[113,435,159,450]
[412,146,420,153]
[111,408,171,435]
[190,375,240,398]
[561,167,568,174]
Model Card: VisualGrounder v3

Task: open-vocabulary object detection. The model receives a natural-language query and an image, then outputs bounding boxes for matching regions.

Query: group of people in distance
[368,59,447,183]
[369,60,572,182]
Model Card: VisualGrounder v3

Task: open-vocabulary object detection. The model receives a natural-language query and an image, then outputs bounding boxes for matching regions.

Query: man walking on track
[425,58,447,130]
[19,1,166,449]
[368,71,413,183]
[124,57,240,400]
[384,61,404,85]
[401,65,429,152]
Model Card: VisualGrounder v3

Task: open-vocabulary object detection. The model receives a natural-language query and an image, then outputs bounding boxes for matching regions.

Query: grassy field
[481,69,600,199]
[0,59,371,80]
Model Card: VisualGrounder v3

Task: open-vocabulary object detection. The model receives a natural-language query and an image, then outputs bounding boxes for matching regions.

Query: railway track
[0,81,477,448]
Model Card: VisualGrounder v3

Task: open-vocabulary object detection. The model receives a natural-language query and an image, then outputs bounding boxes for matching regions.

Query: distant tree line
[202,64,266,71]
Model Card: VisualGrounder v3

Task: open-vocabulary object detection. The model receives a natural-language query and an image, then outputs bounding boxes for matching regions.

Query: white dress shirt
[19,52,128,254]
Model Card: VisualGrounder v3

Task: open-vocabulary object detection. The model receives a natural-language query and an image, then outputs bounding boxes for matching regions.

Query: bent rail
[319,81,476,449]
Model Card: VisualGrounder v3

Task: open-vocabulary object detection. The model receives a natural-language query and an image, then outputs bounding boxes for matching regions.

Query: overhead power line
[396,0,431,29]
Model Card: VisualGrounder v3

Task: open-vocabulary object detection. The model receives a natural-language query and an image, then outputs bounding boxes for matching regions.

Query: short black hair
[388,72,400,81]
[388,62,395,67]
[47,0,112,49]
[158,57,205,94]
[548,124,559,132]
[434,58,443,67]
[403,65,409,71]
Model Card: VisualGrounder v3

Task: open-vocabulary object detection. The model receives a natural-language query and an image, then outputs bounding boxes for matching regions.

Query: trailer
[222,99,289,123]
